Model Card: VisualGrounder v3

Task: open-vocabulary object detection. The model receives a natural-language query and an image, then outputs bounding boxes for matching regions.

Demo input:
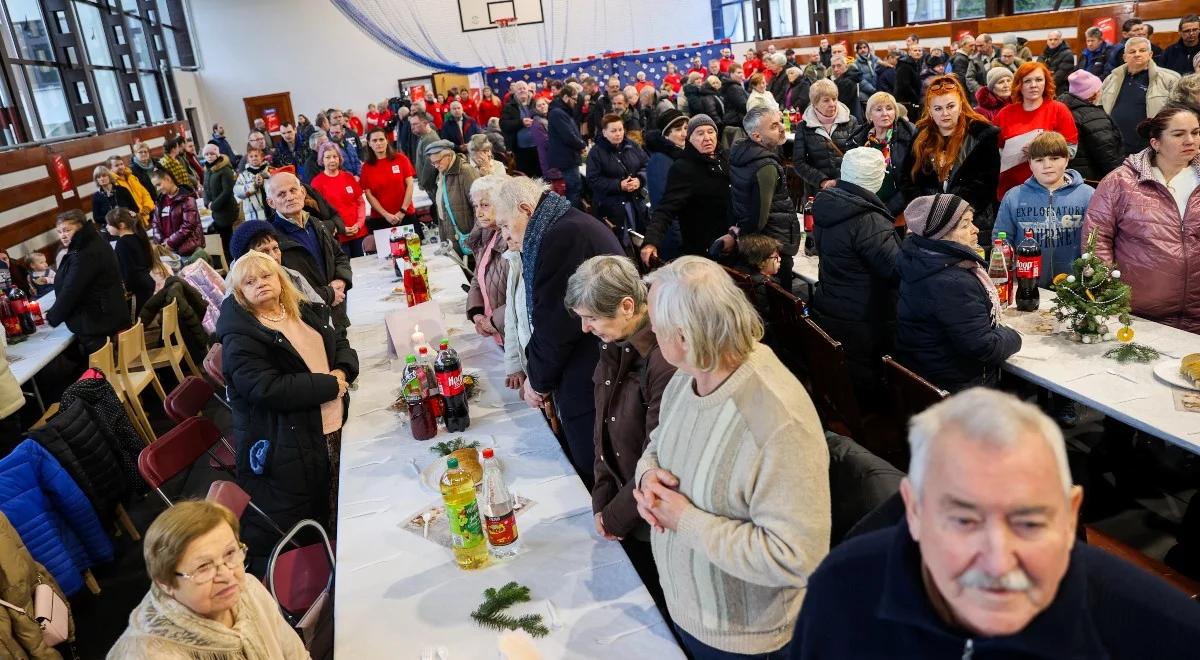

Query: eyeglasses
[175,543,249,584]
[767,254,782,262]
[927,79,960,93]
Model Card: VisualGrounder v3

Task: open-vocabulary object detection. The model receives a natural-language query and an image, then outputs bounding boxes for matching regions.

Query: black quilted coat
[59,374,147,495]
[27,399,126,525]
[139,276,213,366]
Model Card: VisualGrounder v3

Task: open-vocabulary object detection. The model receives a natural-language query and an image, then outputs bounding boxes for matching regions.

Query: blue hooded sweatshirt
[993,168,1094,288]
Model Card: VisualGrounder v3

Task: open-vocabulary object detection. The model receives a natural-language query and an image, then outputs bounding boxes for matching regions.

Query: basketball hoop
[493,17,517,48]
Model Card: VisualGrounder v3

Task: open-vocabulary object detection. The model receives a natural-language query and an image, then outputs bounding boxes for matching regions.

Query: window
[768,0,793,37]
[74,2,113,67]
[829,0,859,31]
[863,0,884,29]
[719,1,749,41]
[156,0,175,26]
[16,64,72,138]
[953,0,986,19]
[907,0,945,23]
[1079,0,1119,5]
[4,0,53,61]
[127,16,152,69]
[119,0,140,16]
[139,71,163,121]
[163,25,179,66]
[93,68,127,128]
[1014,0,1057,13]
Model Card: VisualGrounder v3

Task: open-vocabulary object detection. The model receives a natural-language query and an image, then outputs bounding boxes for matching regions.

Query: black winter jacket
[139,276,212,365]
[500,96,531,154]
[644,143,732,256]
[811,181,901,369]
[1042,42,1077,96]
[687,85,724,124]
[203,155,238,229]
[90,186,136,226]
[849,118,917,215]
[59,375,145,495]
[1157,38,1200,76]
[46,222,129,349]
[949,52,972,91]
[768,70,791,106]
[894,234,1021,392]
[216,297,358,554]
[721,78,749,127]
[792,107,859,198]
[1060,92,1126,182]
[585,137,650,229]
[28,399,126,526]
[268,212,354,328]
[899,120,1001,236]
[894,56,923,116]
[729,139,801,255]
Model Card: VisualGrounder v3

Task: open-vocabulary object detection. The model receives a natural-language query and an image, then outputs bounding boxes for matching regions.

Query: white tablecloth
[7,291,75,386]
[335,255,683,658]
[789,254,1200,453]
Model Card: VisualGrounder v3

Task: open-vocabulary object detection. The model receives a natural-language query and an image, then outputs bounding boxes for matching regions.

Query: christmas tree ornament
[1051,230,1133,344]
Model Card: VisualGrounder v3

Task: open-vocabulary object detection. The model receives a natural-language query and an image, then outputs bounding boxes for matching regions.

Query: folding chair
[146,299,203,383]
[164,376,235,472]
[116,322,169,442]
[90,339,154,444]
[203,343,227,391]
[137,417,225,506]
[796,316,863,437]
[206,480,288,540]
[268,519,335,654]
[204,233,229,274]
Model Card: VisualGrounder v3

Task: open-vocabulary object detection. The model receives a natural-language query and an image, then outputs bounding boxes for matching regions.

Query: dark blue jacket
[547,99,586,171]
[0,440,113,596]
[1156,38,1200,76]
[644,130,683,208]
[585,137,649,229]
[876,62,897,95]
[208,132,236,161]
[524,205,623,419]
[1079,42,1114,79]
[791,521,1200,659]
[895,234,1021,392]
[440,115,482,150]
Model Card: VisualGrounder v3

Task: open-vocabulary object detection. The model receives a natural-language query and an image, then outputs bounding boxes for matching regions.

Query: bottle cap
[482,448,494,459]
[405,354,416,363]
[998,231,1007,239]
[447,457,459,469]
[440,339,450,349]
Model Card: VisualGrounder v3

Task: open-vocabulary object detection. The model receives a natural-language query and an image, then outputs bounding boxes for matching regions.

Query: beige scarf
[113,582,275,660]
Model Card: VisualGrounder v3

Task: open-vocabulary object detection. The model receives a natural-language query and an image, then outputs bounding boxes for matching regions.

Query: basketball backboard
[458,0,544,32]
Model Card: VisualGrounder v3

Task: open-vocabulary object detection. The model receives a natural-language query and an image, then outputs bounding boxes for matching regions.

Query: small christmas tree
[1050,230,1132,344]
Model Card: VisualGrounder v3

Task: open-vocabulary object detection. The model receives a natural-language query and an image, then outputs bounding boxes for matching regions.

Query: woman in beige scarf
[108,501,308,659]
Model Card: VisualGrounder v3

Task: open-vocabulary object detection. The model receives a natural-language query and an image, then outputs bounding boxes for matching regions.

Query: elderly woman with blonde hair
[216,251,357,553]
[468,133,507,176]
[793,77,859,198]
[632,256,830,659]
[107,501,309,659]
[465,174,510,345]
[850,91,917,214]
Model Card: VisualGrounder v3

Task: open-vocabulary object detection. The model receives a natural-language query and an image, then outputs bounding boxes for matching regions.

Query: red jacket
[662,73,682,93]
[743,58,764,78]
[347,116,364,136]
[310,170,365,243]
[427,102,445,129]
[719,57,735,74]
[634,80,654,93]
[1082,149,1200,333]
[477,97,503,127]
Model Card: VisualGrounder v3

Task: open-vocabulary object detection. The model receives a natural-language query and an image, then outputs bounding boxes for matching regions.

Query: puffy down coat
[1082,149,1200,333]
[792,102,859,198]
[27,399,125,528]
[59,373,146,495]
[1059,92,1126,183]
[0,441,112,596]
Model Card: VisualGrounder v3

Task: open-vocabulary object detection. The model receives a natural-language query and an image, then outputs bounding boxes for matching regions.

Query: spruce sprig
[1103,342,1161,364]
[429,437,481,456]
[470,582,550,638]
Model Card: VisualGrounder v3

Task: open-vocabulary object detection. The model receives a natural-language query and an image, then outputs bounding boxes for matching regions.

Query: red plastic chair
[164,376,235,471]
[268,519,335,650]
[203,344,227,391]
[206,480,288,539]
[137,417,224,506]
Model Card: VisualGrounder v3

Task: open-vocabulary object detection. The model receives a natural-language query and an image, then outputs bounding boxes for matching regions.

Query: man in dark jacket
[202,144,238,256]
[895,44,924,118]
[875,51,898,95]
[729,107,800,290]
[831,55,863,119]
[208,123,236,162]
[817,38,832,68]
[765,53,791,105]
[1104,18,1161,77]
[1157,14,1200,75]
[501,81,540,176]
[720,67,749,129]
[790,388,1200,660]
[1041,30,1077,96]
[641,115,731,265]
[811,148,900,400]
[1060,70,1125,182]
[949,35,974,94]
[547,89,587,209]
[440,100,481,152]
[264,172,353,328]
[272,122,304,171]
[494,178,623,489]
[585,112,649,232]
[46,211,129,354]
[1078,27,1113,79]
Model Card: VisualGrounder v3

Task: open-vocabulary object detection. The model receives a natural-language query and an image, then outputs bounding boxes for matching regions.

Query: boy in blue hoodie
[994,131,1095,426]
[993,131,1095,288]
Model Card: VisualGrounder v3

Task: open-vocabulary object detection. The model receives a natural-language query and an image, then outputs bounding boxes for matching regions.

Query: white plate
[1152,360,1200,391]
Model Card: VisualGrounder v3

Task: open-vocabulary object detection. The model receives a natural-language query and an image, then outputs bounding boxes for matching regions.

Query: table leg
[29,375,45,413]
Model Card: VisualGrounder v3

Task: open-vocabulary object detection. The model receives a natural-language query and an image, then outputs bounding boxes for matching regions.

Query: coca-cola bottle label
[437,369,465,396]
[1016,255,1040,280]
[484,511,518,546]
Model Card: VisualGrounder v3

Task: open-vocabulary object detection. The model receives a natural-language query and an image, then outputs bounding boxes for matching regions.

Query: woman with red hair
[900,75,1000,242]
[993,61,1078,199]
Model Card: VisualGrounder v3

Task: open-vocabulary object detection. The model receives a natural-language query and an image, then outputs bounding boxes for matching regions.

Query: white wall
[187,0,714,149]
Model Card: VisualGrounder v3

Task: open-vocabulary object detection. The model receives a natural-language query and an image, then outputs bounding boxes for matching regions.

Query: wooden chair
[116,322,169,443]
[721,265,757,303]
[879,356,948,471]
[89,339,154,444]
[796,316,864,438]
[146,299,203,383]
[762,280,808,375]
[204,233,228,274]
[1086,526,1200,600]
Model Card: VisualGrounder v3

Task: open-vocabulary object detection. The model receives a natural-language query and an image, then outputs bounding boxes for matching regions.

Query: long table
[792,254,1200,453]
[7,291,75,411]
[335,254,683,658]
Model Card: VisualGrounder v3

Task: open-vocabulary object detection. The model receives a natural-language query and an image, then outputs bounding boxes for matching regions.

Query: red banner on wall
[1094,17,1117,44]
[410,85,427,102]
[263,108,280,133]
[51,155,72,194]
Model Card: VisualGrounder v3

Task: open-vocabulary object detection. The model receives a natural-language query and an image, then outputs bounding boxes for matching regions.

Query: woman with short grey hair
[633,256,830,658]
[465,174,510,346]
[1171,72,1200,107]
[468,133,506,176]
[565,254,676,610]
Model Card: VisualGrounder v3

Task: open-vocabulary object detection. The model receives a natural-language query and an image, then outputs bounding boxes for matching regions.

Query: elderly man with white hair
[440,100,481,153]
[632,256,829,659]
[1101,36,1182,155]
[765,52,791,107]
[790,388,1200,659]
[265,170,353,328]
[500,81,540,175]
[491,176,621,489]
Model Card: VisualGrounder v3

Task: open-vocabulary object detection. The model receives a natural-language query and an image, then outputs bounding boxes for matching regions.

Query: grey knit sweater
[635,345,830,654]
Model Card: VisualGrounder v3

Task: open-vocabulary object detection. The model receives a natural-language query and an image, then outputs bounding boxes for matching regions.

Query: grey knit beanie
[686,114,717,140]
[904,194,970,240]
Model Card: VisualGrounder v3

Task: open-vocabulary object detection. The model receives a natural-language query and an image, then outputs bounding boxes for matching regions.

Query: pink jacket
[1082,149,1200,334]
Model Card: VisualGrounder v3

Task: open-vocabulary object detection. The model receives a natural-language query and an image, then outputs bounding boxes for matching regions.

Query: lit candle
[411,324,425,349]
